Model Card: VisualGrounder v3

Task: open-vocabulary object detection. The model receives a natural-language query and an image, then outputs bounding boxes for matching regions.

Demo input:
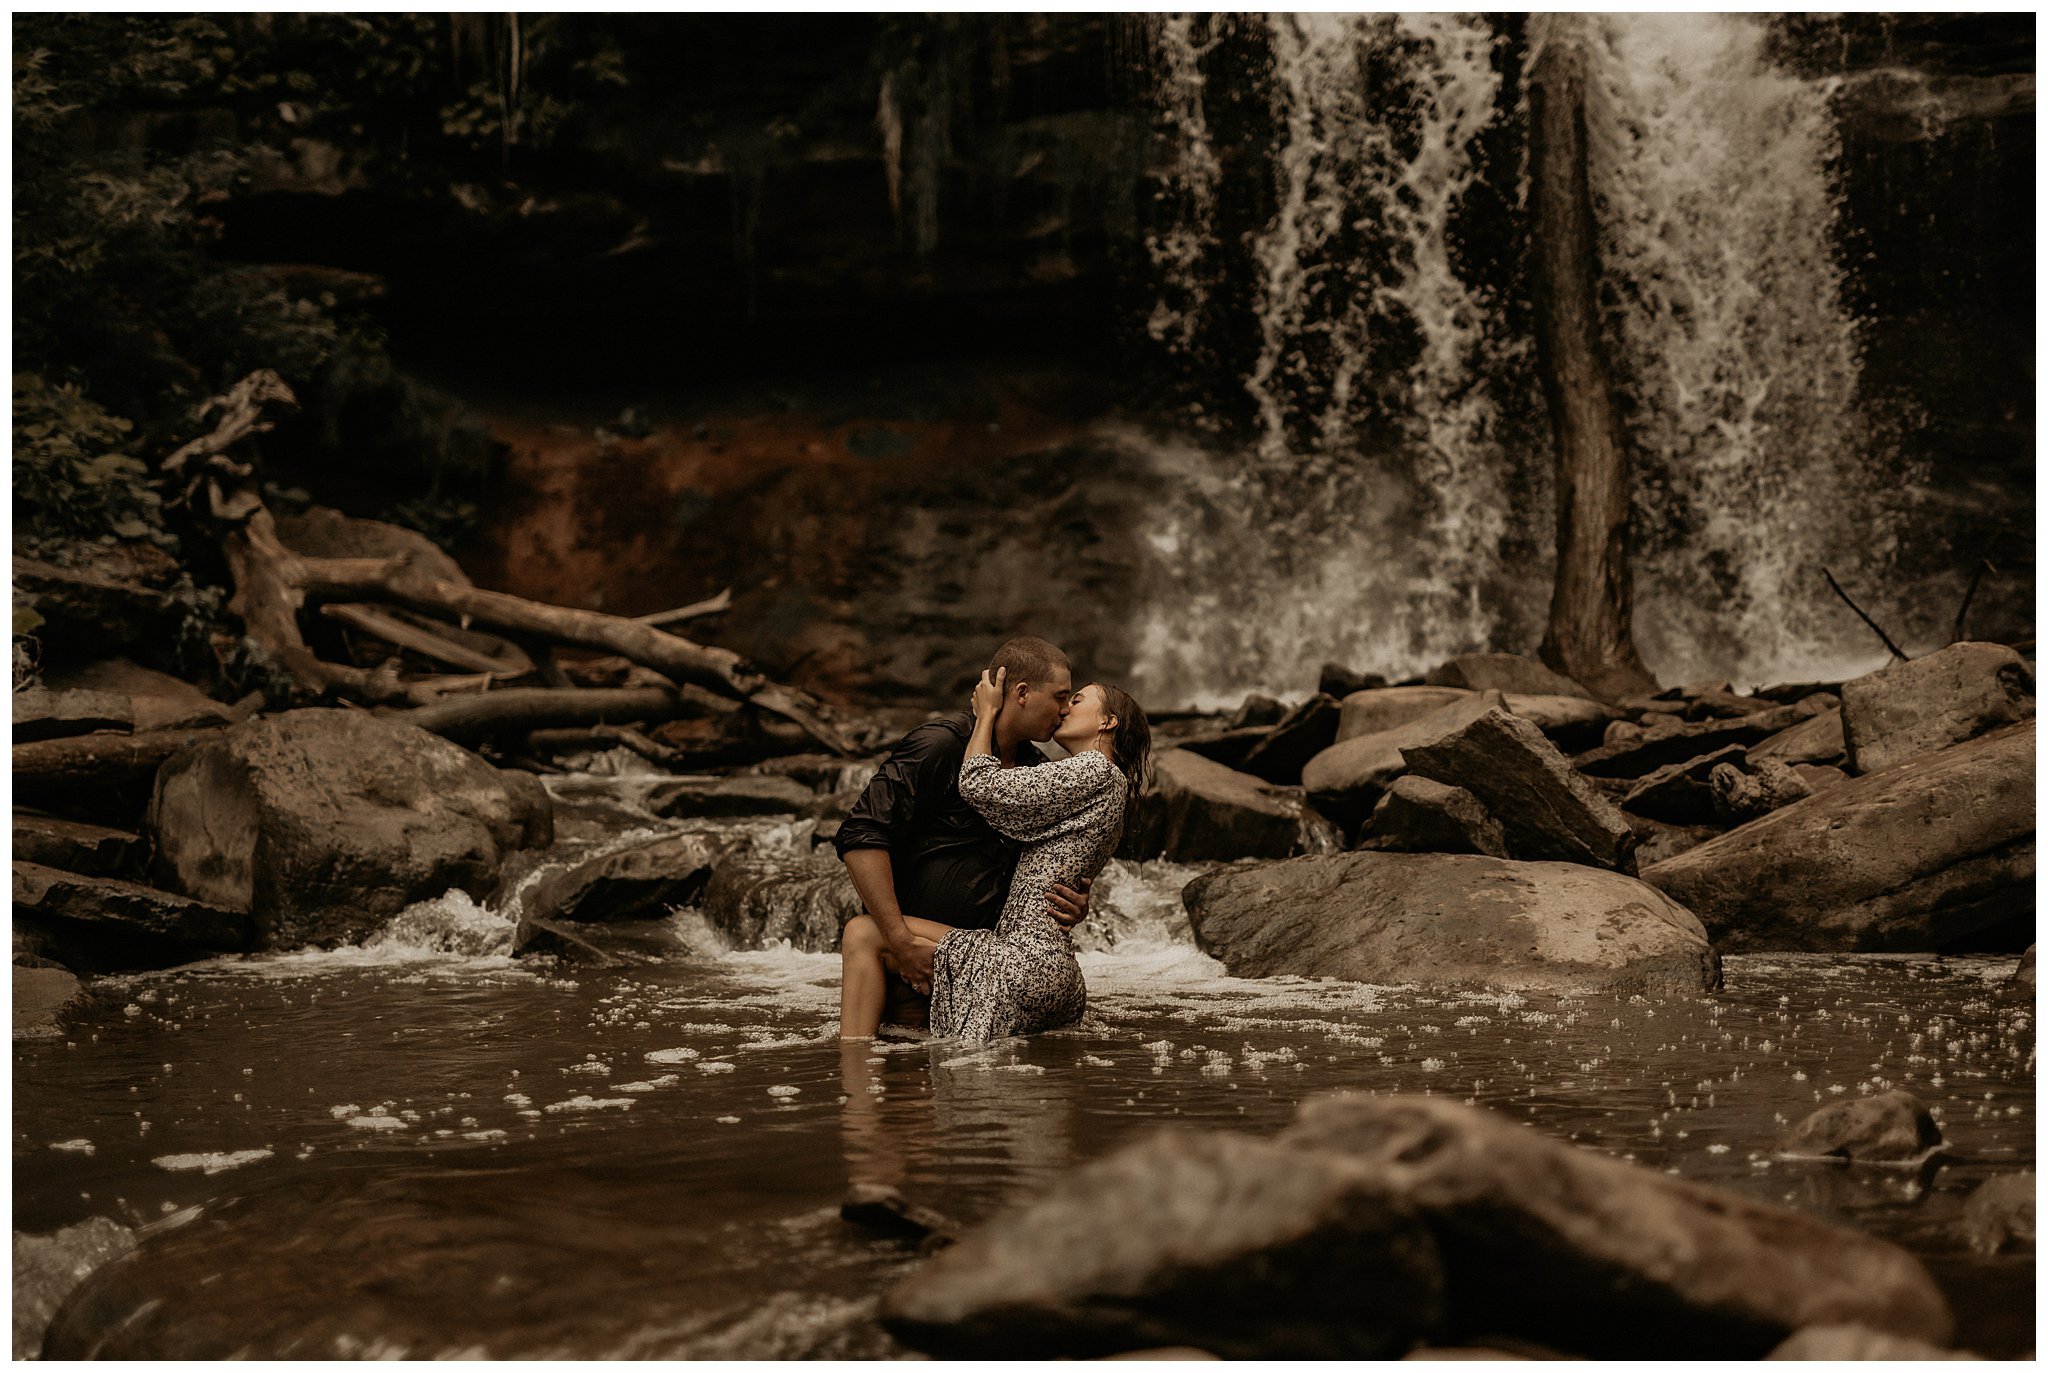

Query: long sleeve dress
[927,748,1127,1043]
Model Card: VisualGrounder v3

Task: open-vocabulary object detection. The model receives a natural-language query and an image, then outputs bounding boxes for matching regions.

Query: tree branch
[1822,566,1908,662]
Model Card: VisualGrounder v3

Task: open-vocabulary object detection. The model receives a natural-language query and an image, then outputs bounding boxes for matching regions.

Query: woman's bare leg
[839,915,962,1039]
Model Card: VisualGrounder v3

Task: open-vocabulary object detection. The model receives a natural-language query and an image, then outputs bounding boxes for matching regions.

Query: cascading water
[1130,12,1912,705]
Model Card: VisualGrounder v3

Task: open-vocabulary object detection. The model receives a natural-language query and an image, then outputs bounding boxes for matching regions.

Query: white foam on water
[543,1096,636,1114]
[49,1138,95,1154]
[152,1149,273,1174]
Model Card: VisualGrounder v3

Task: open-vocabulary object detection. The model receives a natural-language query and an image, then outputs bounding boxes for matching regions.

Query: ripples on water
[14,855,2035,1358]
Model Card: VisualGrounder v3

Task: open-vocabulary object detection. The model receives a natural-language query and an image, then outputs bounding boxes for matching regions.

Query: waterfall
[1132,13,1535,708]
[1132,13,1905,706]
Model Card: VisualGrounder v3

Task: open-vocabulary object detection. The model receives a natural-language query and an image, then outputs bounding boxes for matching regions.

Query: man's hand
[1046,875,1093,930]
[889,933,939,994]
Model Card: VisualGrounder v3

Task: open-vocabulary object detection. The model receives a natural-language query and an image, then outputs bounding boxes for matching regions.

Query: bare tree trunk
[1528,24,1658,703]
[387,687,686,745]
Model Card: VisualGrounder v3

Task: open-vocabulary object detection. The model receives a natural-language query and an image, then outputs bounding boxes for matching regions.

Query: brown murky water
[13,847,2036,1358]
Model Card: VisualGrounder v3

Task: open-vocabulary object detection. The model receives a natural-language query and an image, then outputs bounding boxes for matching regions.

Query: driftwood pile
[19,370,854,806]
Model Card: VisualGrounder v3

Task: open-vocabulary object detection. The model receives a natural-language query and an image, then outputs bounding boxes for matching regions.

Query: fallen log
[14,728,219,814]
[318,603,533,677]
[385,686,686,745]
[636,587,732,627]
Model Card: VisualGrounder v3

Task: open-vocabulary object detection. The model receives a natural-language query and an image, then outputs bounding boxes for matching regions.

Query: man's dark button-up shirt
[832,710,1048,932]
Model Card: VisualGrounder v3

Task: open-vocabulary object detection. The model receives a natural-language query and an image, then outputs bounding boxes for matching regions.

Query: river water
[14,808,2035,1358]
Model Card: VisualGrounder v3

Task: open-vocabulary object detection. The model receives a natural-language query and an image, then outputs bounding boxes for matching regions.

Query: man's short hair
[989,636,1070,688]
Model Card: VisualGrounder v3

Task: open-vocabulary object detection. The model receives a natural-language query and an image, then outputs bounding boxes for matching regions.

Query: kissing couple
[834,636,1152,1043]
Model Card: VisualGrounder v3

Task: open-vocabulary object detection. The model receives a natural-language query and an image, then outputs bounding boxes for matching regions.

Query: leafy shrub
[11,374,171,551]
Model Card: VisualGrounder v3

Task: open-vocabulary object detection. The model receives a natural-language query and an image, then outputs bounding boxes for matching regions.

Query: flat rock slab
[1183,851,1719,995]
[1402,708,1637,873]
[1641,720,2034,952]
[13,814,143,878]
[41,659,236,733]
[1620,745,1748,824]
[701,853,860,952]
[12,687,132,742]
[881,1128,1446,1359]
[1368,777,1509,858]
[1424,653,1595,701]
[1278,1094,1954,1358]
[1572,703,1815,778]
[1746,707,1846,767]
[1337,687,1476,743]
[522,832,726,924]
[645,774,817,819]
[1841,641,2033,775]
[1238,693,1340,785]
[148,709,554,950]
[1500,693,1616,745]
[14,863,255,971]
[12,963,84,1038]
[1134,749,1332,863]
[1780,1091,1942,1162]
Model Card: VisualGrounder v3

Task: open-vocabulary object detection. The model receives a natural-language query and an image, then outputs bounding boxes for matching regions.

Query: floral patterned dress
[928,749,1127,1043]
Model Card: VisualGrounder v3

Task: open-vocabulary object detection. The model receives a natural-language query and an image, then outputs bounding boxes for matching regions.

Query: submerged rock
[1132,749,1333,863]
[13,863,256,972]
[1766,1324,1976,1360]
[1641,720,2033,952]
[148,709,554,949]
[1279,1094,1954,1358]
[12,963,83,1038]
[1958,1173,2034,1256]
[880,1128,1447,1359]
[14,1217,137,1359]
[1840,641,2033,775]
[1401,708,1637,873]
[1183,851,1719,994]
[700,852,859,952]
[1779,1091,1942,1162]
[1367,777,1509,858]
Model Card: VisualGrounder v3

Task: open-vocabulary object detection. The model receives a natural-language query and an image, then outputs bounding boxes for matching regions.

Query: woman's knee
[842,914,880,956]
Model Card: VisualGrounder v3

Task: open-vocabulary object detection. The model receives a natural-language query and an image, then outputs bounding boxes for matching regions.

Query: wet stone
[1367,777,1509,858]
[1746,706,1846,768]
[12,687,132,742]
[1779,1090,1942,1163]
[1237,693,1341,785]
[1134,749,1330,863]
[700,853,860,952]
[13,863,256,972]
[1959,1174,2034,1256]
[14,1217,137,1359]
[12,814,143,879]
[645,774,818,820]
[12,963,83,1038]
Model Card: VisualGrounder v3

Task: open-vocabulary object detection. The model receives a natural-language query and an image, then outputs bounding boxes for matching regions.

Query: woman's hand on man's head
[971,666,1007,720]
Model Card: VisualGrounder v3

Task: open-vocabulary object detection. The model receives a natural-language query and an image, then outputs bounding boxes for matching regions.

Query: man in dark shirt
[834,635,1093,1002]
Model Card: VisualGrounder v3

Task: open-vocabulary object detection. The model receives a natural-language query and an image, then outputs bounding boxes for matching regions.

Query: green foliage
[11,374,170,550]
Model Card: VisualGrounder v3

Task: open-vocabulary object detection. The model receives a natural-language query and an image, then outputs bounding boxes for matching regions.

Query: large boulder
[13,864,256,971]
[700,852,860,952]
[1401,708,1637,873]
[148,710,554,949]
[1133,749,1335,863]
[1641,720,2034,951]
[1367,777,1509,858]
[1278,1095,1954,1358]
[1183,851,1719,995]
[880,1128,1446,1359]
[1304,691,1506,824]
[1336,687,1473,743]
[1767,1325,1976,1360]
[1779,1091,1942,1162]
[14,1218,137,1359]
[1840,642,2034,774]
[1424,653,1595,701]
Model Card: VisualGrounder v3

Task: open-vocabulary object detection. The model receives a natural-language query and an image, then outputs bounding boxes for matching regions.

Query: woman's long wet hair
[1093,683,1152,850]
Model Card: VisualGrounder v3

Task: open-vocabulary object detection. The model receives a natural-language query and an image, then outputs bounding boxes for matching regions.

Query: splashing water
[1133,14,1911,704]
